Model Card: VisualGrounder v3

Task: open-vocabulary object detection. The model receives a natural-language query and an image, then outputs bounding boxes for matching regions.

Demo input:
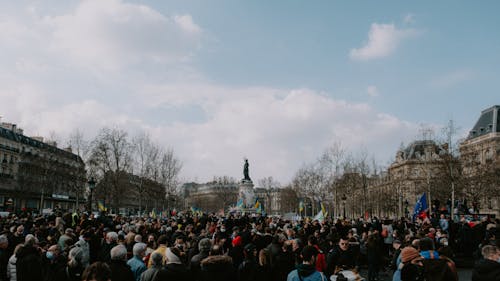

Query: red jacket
[313,245,327,272]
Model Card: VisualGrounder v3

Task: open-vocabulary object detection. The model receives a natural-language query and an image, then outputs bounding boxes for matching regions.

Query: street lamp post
[404,199,409,219]
[342,194,347,219]
[87,178,96,213]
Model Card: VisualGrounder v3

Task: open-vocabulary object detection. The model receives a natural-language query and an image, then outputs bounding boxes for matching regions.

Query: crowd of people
[0,209,497,281]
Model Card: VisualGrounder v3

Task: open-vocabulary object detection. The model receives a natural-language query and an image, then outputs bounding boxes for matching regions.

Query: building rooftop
[467,105,500,139]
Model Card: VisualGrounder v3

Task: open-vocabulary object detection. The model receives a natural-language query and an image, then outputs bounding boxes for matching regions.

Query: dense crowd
[0,210,498,281]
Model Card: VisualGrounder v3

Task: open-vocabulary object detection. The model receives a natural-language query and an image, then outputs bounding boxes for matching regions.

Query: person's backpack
[421,258,455,281]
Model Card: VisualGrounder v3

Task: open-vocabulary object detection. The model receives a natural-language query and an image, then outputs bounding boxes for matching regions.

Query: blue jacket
[127,256,147,281]
[287,265,327,281]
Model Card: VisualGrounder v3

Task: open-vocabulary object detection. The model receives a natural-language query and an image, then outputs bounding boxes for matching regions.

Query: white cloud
[367,85,379,97]
[43,0,202,70]
[349,23,417,61]
[0,2,421,184]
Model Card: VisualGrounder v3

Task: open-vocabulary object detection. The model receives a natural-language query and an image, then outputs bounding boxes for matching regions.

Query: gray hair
[482,245,499,259]
[0,235,8,245]
[150,252,164,267]
[132,242,147,256]
[106,232,118,242]
[25,234,38,246]
[68,247,83,268]
[110,245,127,261]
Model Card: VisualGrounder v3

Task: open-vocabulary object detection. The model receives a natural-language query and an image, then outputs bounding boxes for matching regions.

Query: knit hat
[401,247,421,263]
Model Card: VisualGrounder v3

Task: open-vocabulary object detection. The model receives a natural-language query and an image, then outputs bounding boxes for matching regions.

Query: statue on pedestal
[243,159,251,182]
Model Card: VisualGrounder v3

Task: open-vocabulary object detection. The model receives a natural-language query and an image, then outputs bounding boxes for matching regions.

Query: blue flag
[413,192,428,221]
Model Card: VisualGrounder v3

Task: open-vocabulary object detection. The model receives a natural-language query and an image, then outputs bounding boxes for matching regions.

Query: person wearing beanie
[237,244,259,281]
[229,235,244,267]
[154,247,193,281]
[400,247,423,281]
[287,245,327,281]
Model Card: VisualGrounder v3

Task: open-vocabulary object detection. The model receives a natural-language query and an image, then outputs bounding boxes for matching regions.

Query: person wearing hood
[154,247,193,281]
[287,245,327,281]
[472,245,500,281]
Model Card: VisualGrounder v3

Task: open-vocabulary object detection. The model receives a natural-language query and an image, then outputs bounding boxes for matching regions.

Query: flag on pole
[299,201,304,213]
[320,202,327,216]
[254,199,262,214]
[150,209,157,219]
[413,192,428,221]
[313,210,325,222]
[97,201,107,212]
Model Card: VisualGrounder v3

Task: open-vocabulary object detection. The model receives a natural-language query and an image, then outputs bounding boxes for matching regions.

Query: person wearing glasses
[326,237,357,277]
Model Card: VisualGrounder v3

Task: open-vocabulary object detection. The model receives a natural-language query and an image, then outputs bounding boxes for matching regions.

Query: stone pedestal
[238,180,255,208]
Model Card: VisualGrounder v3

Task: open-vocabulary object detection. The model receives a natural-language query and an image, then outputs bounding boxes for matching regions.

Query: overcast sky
[0,1,499,184]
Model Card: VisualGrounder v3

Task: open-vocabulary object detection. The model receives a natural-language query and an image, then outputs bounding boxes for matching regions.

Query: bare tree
[132,132,161,212]
[88,128,133,212]
[159,148,182,198]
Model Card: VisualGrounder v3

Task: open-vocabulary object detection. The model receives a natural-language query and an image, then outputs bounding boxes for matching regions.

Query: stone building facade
[0,122,86,212]
[459,105,500,216]
[95,171,166,215]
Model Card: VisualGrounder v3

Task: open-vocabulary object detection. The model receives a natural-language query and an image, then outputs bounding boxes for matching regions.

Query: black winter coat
[16,245,42,281]
[154,263,194,281]
[199,255,236,281]
[108,259,135,281]
[472,259,500,281]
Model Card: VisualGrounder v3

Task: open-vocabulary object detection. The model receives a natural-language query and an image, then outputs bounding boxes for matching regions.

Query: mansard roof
[397,140,446,161]
[467,105,500,139]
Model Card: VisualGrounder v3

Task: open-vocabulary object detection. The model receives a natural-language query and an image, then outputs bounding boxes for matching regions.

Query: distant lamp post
[342,194,347,219]
[87,177,96,213]
[404,199,409,219]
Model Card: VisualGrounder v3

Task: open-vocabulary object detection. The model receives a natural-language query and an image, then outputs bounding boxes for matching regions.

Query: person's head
[82,262,111,281]
[106,232,118,244]
[208,244,222,256]
[150,252,164,268]
[307,235,318,246]
[301,245,318,265]
[16,225,24,235]
[243,243,257,259]
[157,235,168,246]
[198,238,211,253]
[134,234,142,243]
[401,246,421,263]
[132,242,147,258]
[481,245,500,262]
[0,235,8,249]
[339,237,349,251]
[419,237,435,251]
[393,240,402,250]
[110,245,127,261]
[24,234,38,246]
[46,245,61,260]
[68,246,83,268]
